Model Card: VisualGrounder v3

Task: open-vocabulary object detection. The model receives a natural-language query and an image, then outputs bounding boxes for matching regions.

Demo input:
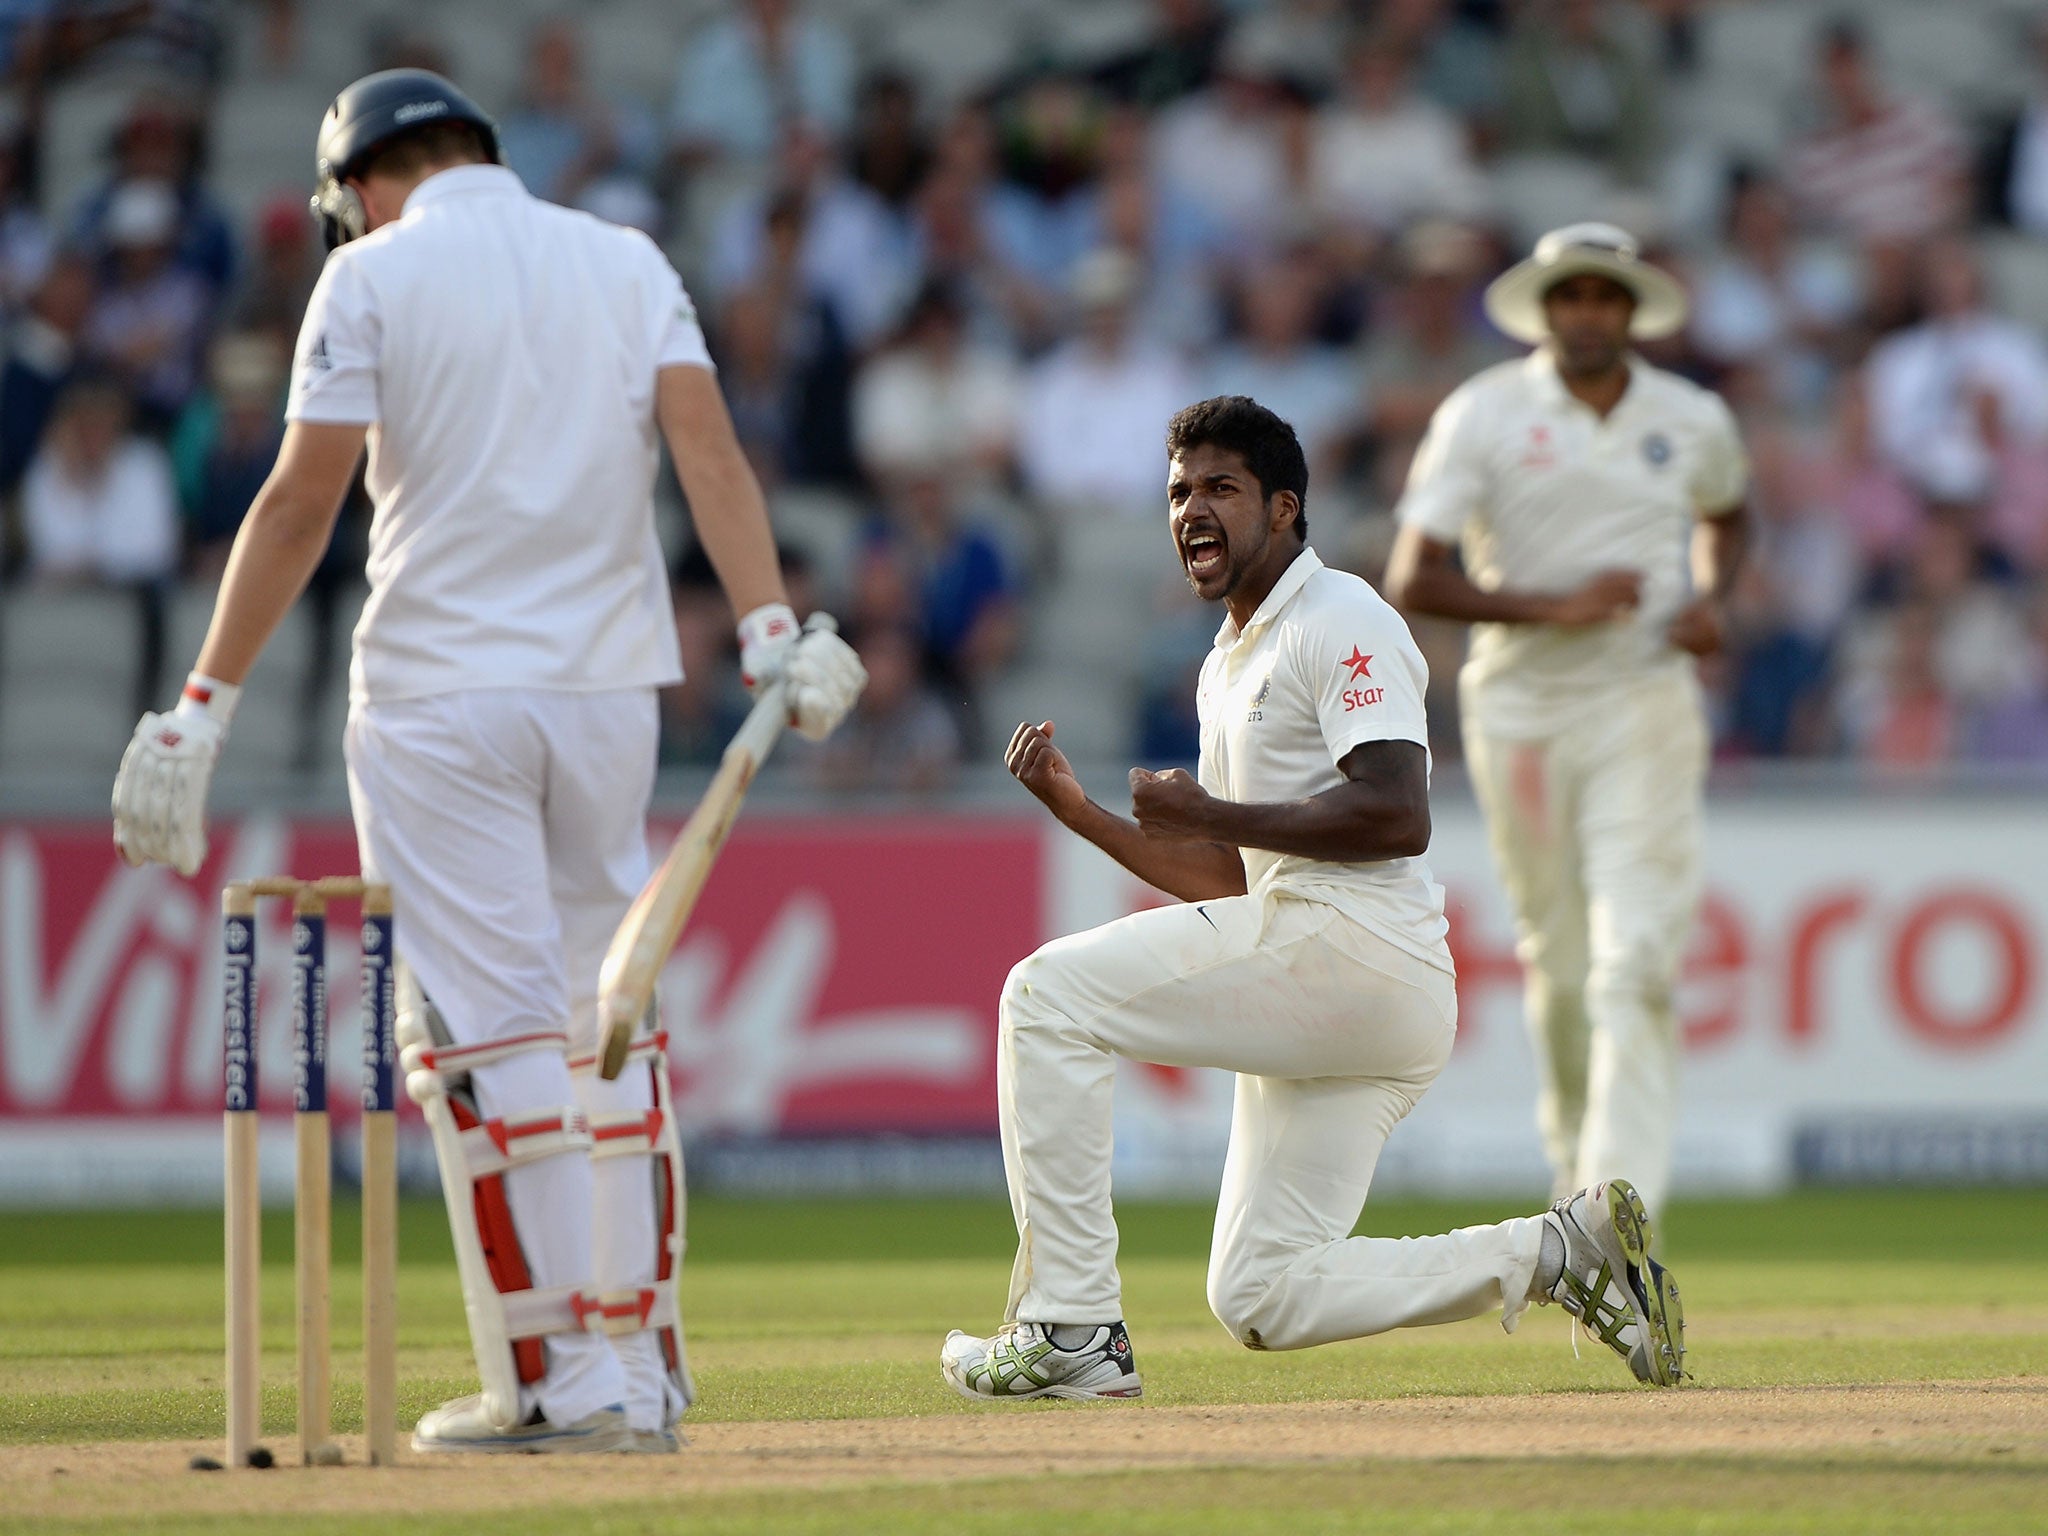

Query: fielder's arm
[194,421,367,683]
[1007,721,1247,903]
[1668,501,1751,656]
[1384,526,1644,628]
[1131,740,1431,864]
[657,364,788,619]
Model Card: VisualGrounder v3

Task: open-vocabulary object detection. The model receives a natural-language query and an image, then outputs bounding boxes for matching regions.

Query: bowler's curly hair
[1164,395,1308,539]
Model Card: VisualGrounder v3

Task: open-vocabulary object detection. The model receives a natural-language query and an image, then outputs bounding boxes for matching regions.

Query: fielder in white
[940,396,1685,1402]
[1387,225,1750,1214]
[110,70,865,1454]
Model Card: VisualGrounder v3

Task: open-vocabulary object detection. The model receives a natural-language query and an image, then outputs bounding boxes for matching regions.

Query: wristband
[175,673,242,725]
[735,602,799,652]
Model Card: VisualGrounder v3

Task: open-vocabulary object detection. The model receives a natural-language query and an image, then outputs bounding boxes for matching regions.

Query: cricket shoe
[625,1426,685,1454]
[1539,1179,1686,1386]
[941,1320,1143,1402]
[410,1394,634,1454]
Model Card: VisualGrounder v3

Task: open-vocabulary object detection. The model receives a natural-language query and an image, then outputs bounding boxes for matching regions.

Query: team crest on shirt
[1246,673,1271,722]
[1642,432,1673,468]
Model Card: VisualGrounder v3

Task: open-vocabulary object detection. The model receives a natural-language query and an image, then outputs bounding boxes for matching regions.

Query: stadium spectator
[1015,248,1193,517]
[659,548,753,767]
[1376,0,1504,130]
[713,183,860,488]
[1689,169,1861,413]
[1842,599,1957,770]
[1500,0,1660,187]
[1093,0,1229,109]
[806,624,961,794]
[1203,251,1356,480]
[70,100,234,299]
[1790,370,1925,583]
[872,473,1019,705]
[0,111,51,320]
[229,192,319,346]
[852,278,1020,491]
[0,252,89,498]
[1969,591,2048,761]
[670,0,855,166]
[1865,239,2048,562]
[710,126,914,351]
[1310,30,1488,235]
[986,74,1109,297]
[80,178,211,428]
[499,18,656,211]
[1150,30,1300,256]
[848,69,931,214]
[170,330,285,578]
[1360,221,1509,465]
[20,375,179,587]
[1987,13,2048,235]
[1717,421,1857,757]
[907,105,1058,352]
[1785,19,1969,246]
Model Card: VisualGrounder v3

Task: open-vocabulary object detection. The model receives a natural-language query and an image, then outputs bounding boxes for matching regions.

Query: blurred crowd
[5,0,2048,788]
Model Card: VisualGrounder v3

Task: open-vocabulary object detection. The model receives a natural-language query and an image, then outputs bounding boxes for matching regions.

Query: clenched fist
[1130,766,1213,840]
[1006,721,1086,821]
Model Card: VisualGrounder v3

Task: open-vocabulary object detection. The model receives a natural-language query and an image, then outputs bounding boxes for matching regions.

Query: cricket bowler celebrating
[1387,224,1750,1213]
[111,71,866,1453]
[941,396,1684,1401]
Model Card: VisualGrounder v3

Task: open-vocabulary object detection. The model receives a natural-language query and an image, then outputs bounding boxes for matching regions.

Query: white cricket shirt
[1197,547,1451,973]
[1396,349,1748,739]
[286,164,713,703]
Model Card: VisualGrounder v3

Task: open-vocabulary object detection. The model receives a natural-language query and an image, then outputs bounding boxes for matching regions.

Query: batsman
[110,70,865,1452]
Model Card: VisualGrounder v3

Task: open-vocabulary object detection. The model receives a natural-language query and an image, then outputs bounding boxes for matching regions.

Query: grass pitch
[2,1190,2044,1533]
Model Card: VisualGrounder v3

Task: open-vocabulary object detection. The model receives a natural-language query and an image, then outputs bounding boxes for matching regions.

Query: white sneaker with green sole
[1540,1178,1687,1386]
[941,1321,1143,1402]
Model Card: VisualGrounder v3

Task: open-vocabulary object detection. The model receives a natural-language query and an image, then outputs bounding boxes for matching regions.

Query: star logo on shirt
[1339,647,1373,681]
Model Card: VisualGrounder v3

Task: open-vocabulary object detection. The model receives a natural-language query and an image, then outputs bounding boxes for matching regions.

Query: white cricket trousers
[345,687,675,1430]
[1000,892,1546,1350]
[1462,666,1709,1213]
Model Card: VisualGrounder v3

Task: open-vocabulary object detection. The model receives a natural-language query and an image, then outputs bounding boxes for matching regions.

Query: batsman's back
[305,171,692,702]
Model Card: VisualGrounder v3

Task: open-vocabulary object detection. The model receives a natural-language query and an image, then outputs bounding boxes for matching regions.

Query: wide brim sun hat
[1483,221,1689,346]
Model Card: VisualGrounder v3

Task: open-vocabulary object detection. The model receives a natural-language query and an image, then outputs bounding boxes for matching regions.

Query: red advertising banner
[0,817,1038,1134]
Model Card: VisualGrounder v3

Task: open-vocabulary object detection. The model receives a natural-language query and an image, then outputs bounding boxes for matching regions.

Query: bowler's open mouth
[1183,532,1225,578]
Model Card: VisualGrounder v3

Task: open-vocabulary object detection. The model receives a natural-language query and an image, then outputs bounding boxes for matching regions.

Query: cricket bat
[596,677,791,1078]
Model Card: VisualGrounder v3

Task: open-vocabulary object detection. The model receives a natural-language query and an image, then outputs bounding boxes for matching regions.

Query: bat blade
[596,683,788,1078]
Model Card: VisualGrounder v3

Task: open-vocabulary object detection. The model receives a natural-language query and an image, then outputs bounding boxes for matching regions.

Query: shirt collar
[1214,546,1322,649]
[1525,345,1643,419]
[402,163,526,217]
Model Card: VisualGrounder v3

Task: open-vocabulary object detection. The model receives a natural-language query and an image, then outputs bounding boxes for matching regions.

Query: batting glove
[111,675,239,877]
[736,602,801,692]
[783,622,867,741]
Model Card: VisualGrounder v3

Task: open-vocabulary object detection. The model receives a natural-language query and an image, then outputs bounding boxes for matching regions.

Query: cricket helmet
[310,69,499,249]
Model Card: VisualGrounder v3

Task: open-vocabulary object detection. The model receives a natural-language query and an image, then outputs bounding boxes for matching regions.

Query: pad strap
[587,1105,668,1161]
[501,1279,680,1341]
[458,1106,594,1177]
[568,1030,668,1077]
[414,1029,571,1075]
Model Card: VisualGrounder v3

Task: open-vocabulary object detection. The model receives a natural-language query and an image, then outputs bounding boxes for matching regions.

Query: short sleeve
[1302,598,1431,765]
[1394,384,1488,543]
[1689,391,1749,516]
[286,254,381,425]
[649,241,714,372]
